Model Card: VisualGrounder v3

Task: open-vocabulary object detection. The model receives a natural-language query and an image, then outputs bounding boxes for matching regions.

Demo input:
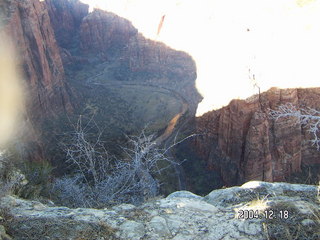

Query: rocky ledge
[0,181,319,240]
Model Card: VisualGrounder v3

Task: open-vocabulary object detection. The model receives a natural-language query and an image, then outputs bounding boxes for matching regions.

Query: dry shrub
[1,212,118,240]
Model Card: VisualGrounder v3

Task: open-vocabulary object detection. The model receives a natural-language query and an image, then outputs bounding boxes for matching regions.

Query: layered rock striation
[1,0,201,165]
[45,0,89,48]
[0,0,73,120]
[80,9,137,58]
[0,0,76,162]
[194,88,320,186]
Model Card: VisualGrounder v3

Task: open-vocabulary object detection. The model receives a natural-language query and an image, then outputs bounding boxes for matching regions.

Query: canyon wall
[80,9,137,58]
[0,0,73,120]
[0,0,75,161]
[1,0,201,162]
[46,4,201,112]
[126,33,200,111]
[78,9,201,112]
[194,88,320,186]
[45,0,88,48]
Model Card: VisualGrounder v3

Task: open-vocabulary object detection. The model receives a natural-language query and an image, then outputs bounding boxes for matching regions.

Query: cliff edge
[0,181,319,240]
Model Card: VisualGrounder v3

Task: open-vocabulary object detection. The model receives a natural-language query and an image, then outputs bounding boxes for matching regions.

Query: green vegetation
[0,151,54,201]
[64,56,183,143]
[17,161,54,200]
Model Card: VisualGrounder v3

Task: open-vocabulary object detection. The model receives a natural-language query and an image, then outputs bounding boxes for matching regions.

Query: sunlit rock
[1,181,319,239]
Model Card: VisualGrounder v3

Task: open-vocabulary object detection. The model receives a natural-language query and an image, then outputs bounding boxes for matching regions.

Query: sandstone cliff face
[80,9,137,59]
[1,0,73,120]
[194,88,320,186]
[45,0,88,48]
[126,33,200,111]
[78,9,201,112]
[0,0,75,163]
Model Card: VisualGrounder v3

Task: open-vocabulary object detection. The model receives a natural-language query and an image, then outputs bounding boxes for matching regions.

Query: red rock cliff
[45,0,88,48]
[79,9,201,112]
[194,88,320,186]
[1,0,73,120]
[80,9,137,59]
[126,33,200,111]
[0,0,75,162]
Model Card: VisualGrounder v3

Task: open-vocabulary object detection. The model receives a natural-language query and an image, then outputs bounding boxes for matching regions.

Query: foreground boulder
[0,181,319,240]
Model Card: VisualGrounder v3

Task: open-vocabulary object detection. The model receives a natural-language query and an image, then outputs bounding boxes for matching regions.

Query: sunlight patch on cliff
[80,0,320,116]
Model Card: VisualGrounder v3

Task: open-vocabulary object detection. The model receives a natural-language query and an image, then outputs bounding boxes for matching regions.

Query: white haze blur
[0,34,24,147]
[80,0,320,116]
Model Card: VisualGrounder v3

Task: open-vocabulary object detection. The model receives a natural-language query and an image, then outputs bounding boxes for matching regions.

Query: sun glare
[80,0,320,116]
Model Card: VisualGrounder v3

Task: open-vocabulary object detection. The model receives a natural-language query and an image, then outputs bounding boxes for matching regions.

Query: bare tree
[51,116,184,208]
[62,116,110,187]
[269,103,320,150]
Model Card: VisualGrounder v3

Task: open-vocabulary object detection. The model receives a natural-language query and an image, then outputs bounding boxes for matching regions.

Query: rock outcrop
[0,0,73,120]
[194,88,320,186]
[80,9,137,58]
[45,0,88,48]
[0,181,319,239]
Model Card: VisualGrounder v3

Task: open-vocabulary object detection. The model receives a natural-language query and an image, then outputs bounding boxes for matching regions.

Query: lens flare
[0,34,25,147]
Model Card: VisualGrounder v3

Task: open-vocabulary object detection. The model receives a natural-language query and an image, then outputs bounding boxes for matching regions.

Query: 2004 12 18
[237,209,289,220]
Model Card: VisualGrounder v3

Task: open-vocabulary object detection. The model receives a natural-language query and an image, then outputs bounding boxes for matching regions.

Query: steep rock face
[45,0,88,48]
[80,9,137,58]
[79,9,201,112]
[0,0,75,163]
[126,33,200,111]
[1,181,319,239]
[194,88,320,186]
[0,0,73,120]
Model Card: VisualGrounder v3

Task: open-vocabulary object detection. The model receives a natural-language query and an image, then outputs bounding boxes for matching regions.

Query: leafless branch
[269,103,320,150]
[52,117,194,208]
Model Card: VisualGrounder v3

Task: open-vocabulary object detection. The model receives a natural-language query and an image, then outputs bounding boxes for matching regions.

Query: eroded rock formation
[194,88,320,186]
